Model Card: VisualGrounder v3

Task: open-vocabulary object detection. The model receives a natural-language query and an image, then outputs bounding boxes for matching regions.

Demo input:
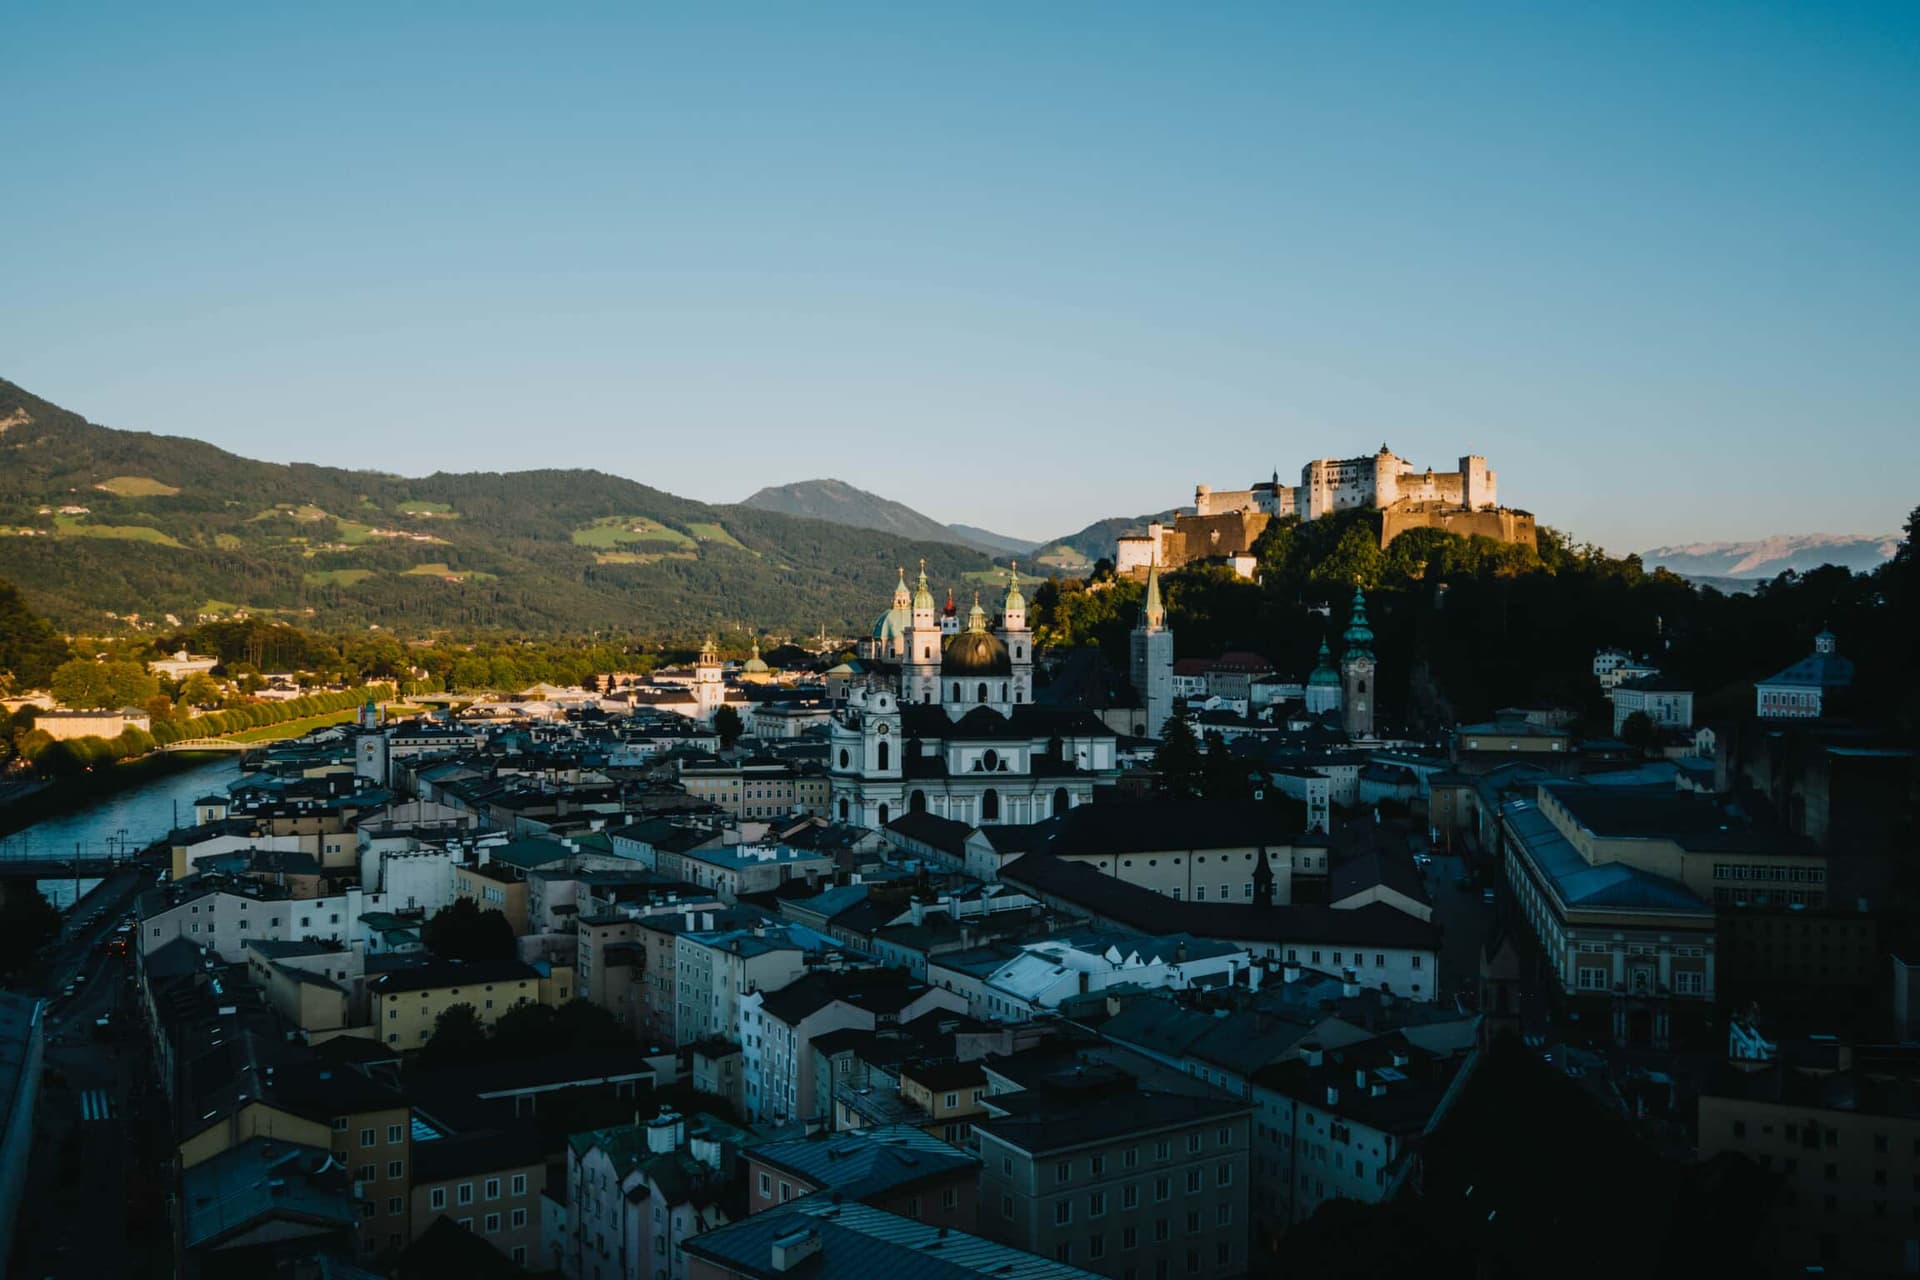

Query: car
[1482,889,1497,905]
[61,982,77,997]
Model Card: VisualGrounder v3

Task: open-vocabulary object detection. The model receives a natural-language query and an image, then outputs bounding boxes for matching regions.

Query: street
[8,864,169,1280]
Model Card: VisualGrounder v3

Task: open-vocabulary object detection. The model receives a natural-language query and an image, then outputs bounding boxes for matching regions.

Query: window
[388,1161,403,1180]
[360,1128,376,1147]
[1090,1191,1107,1217]
[485,1178,501,1200]
[1217,1161,1233,1187]
[759,1173,772,1197]
[1123,1183,1138,1209]
[484,1212,501,1233]
[1055,1201,1073,1226]
[1186,1170,1202,1193]
[1002,1195,1014,1219]
[1154,1176,1170,1202]
[387,1124,403,1144]
[430,1188,447,1210]
[1123,1226,1138,1251]
[387,1196,403,1214]
[1056,1160,1072,1184]
[1123,1147,1138,1169]
[357,1165,375,1183]
[1091,1155,1105,1176]
[942,1187,958,1210]
[457,1183,474,1205]
[779,1181,792,1202]
[1577,966,1608,991]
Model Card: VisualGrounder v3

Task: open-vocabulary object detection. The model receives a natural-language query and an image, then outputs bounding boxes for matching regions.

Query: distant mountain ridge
[739,479,1037,556]
[0,377,990,633]
[1641,533,1899,579]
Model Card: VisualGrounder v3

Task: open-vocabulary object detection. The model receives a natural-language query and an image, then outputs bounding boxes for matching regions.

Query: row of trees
[14,684,389,775]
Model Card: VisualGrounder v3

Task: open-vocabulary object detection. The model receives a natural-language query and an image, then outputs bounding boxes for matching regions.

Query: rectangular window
[511,1173,527,1196]
[1055,1201,1072,1226]
[512,1208,527,1229]
[388,1161,403,1180]
[484,1212,500,1233]
[361,1129,376,1147]
[387,1124,403,1144]
[457,1183,473,1205]
[430,1188,446,1210]
[485,1178,501,1200]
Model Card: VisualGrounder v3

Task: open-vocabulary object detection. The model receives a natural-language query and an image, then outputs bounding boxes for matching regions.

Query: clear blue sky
[3,2,1915,552]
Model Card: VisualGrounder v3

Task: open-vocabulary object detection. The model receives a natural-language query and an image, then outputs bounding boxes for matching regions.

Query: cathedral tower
[693,634,726,723]
[999,563,1033,705]
[1129,559,1175,739]
[1339,589,1376,739]
[904,560,941,704]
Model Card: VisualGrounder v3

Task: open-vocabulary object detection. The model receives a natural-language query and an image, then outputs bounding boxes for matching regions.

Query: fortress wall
[1379,503,1536,550]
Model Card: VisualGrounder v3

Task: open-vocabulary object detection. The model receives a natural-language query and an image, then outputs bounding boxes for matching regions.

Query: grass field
[95,475,181,497]
[592,550,697,565]
[334,521,375,544]
[214,533,244,550]
[396,501,457,516]
[226,706,362,742]
[53,515,183,547]
[571,516,696,550]
[685,521,747,549]
[401,562,496,581]
[303,568,377,587]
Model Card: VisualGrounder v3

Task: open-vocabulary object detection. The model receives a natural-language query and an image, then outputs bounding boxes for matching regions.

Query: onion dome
[1308,639,1341,687]
[943,588,957,618]
[913,559,936,612]
[891,567,911,610]
[1004,562,1027,615]
[1342,588,1374,657]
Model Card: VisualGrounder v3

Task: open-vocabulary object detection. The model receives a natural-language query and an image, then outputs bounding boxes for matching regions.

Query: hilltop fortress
[1117,444,1536,576]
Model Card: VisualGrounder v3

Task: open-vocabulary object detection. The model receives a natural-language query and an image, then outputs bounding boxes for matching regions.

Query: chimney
[770,1228,825,1272]
[1302,1043,1323,1067]
[1354,1068,1367,1089]
[1282,963,1301,984]
[1324,1085,1339,1106]
[646,1106,685,1155]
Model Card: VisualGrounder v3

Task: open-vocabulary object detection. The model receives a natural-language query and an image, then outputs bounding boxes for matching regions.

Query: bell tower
[1129,559,1175,739]
[904,560,941,704]
[1339,589,1376,740]
[999,562,1033,705]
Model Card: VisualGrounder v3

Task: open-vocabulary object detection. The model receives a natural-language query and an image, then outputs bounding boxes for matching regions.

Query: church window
[910,791,927,815]
[878,803,890,825]
[838,799,849,820]
[1000,682,1008,701]
[838,749,849,768]
[1053,788,1071,818]
[1358,680,1368,695]
[977,683,988,704]
[983,749,998,771]
[983,790,1000,822]
[878,742,889,771]
[952,683,961,701]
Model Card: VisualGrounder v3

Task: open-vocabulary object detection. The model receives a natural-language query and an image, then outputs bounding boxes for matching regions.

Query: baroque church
[830,564,1131,829]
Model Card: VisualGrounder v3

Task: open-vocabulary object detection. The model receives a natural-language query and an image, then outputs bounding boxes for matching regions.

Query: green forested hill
[0,378,990,634]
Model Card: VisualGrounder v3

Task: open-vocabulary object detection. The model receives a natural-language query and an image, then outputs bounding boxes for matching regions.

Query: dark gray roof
[1043,799,1295,857]
[747,1125,979,1201]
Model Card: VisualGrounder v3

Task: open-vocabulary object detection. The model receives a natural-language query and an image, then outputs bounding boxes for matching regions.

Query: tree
[422,898,517,962]
[417,1003,487,1070]
[1201,732,1252,800]
[1619,710,1658,756]
[712,705,744,747]
[50,658,157,709]
[1156,714,1203,799]
[490,1002,559,1058]
[0,885,62,974]
[179,672,223,709]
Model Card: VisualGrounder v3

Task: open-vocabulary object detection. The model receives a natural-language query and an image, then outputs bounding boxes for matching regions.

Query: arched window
[878,742,889,771]
[982,789,1000,822]
[977,683,988,704]
[909,790,927,815]
[877,802,890,826]
[1000,682,1008,701]
[1358,680,1368,694]
[1014,689,1023,703]
[838,748,850,768]
[838,798,849,820]
[952,683,961,701]
[1052,787,1071,817]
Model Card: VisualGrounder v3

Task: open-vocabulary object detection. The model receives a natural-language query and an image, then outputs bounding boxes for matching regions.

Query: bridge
[157,737,257,754]
[0,852,138,881]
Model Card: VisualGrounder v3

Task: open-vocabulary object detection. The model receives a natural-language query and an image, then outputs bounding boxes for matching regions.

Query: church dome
[872,607,908,643]
[942,629,1013,676]
[743,641,769,674]
[1308,640,1341,686]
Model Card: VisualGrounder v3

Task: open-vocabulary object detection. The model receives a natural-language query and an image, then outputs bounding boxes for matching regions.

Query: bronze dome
[942,630,1012,676]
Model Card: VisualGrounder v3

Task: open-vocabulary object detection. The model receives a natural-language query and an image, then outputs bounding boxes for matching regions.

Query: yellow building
[370,957,549,1050]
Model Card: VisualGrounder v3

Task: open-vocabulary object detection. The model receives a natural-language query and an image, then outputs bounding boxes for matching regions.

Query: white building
[965,933,1250,1022]
[1609,677,1696,734]
[137,884,391,964]
[1755,629,1854,720]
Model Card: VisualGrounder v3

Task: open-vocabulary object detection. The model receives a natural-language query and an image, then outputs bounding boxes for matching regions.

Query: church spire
[1003,560,1026,615]
[912,558,935,612]
[1142,557,1166,632]
[967,593,987,633]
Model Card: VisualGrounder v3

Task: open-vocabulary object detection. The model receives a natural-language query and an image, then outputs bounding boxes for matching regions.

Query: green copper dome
[1308,639,1342,686]
[912,561,936,612]
[1342,587,1374,656]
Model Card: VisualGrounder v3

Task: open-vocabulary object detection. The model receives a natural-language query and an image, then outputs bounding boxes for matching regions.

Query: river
[0,755,243,908]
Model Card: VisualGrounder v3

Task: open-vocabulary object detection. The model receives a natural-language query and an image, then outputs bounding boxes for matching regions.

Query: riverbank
[0,752,232,840]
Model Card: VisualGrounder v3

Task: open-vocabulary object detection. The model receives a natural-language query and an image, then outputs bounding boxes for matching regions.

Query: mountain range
[739,479,1037,556]
[1639,533,1900,580]
[0,378,993,635]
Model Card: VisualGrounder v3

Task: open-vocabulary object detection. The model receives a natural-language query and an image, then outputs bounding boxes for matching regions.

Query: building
[1129,561,1176,740]
[675,757,829,821]
[973,1064,1253,1279]
[180,1138,358,1278]
[0,992,45,1270]
[1610,674,1695,735]
[564,1109,746,1280]
[370,958,548,1049]
[1755,629,1854,719]
[743,1125,980,1227]
[33,707,152,741]
[409,1130,547,1268]
[1249,1032,1472,1239]
[1337,589,1376,740]
[683,1197,1108,1280]
[1698,1043,1920,1275]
